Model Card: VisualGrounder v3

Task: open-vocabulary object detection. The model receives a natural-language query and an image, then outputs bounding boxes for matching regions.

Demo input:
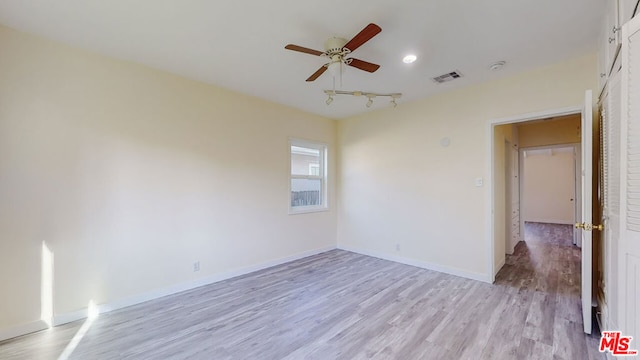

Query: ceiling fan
[285,23,382,82]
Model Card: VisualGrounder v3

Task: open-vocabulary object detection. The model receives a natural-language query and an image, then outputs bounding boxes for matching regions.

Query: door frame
[486,105,582,280]
[504,139,513,255]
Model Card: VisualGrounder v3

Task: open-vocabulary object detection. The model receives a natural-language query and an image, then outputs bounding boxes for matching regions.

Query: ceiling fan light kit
[324,90,402,108]
[327,58,345,78]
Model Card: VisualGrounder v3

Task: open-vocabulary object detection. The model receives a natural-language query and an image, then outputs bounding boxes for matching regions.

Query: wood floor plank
[552,317,590,360]
[522,291,557,345]
[517,337,554,360]
[0,223,605,359]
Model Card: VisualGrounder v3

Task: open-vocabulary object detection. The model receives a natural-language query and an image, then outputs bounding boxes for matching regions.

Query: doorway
[487,95,597,334]
[520,144,580,245]
[491,112,583,273]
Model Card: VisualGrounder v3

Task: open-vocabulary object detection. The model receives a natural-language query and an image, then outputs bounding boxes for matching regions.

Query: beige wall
[522,149,576,224]
[337,53,597,280]
[0,25,337,333]
[517,114,581,148]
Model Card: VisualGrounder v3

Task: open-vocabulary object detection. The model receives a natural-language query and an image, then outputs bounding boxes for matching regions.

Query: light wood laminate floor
[0,222,603,359]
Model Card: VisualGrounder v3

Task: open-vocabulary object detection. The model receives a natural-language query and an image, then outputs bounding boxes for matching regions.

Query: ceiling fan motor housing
[324,37,348,55]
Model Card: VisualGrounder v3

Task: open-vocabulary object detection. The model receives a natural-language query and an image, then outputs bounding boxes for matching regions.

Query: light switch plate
[475,177,483,187]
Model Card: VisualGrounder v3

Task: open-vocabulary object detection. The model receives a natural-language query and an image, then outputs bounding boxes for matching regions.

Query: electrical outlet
[395,243,400,251]
[193,261,200,272]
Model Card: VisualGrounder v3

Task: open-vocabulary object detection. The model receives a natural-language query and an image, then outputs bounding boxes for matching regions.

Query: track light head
[390,93,400,108]
[326,96,333,105]
[366,94,376,108]
[366,98,373,108]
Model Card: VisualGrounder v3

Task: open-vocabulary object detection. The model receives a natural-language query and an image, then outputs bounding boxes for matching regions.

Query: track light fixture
[323,90,401,108]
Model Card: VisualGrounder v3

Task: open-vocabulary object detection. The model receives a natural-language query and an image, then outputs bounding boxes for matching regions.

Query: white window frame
[289,138,328,214]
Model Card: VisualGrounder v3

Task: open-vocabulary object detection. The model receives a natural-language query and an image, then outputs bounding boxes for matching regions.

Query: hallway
[495,222,601,359]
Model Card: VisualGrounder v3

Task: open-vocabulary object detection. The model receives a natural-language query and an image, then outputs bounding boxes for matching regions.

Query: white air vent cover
[431,71,463,84]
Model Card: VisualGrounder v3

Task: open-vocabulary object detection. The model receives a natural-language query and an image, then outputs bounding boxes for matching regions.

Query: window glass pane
[309,164,320,176]
[291,178,322,207]
[291,145,320,176]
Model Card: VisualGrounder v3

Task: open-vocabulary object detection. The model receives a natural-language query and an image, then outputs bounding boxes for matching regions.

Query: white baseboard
[524,219,574,225]
[53,309,88,327]
[52,245,336,327]
[337,244,492,283]
[0,320,48,342]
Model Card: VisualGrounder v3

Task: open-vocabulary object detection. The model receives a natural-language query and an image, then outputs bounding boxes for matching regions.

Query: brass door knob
[575,223,604,231]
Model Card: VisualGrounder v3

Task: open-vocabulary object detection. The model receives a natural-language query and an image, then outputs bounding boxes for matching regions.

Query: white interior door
[620,14,640,340]
[603,69,622,331]
[581,89,593,334]
[574,145,583,247]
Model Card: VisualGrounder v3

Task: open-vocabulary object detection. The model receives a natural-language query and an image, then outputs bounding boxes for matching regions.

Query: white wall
[522,148,576,224]
[0,25,337,335]
[337,53,597,281]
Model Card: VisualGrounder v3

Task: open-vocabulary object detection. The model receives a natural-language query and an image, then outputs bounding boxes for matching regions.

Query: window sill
[288,206,329,215]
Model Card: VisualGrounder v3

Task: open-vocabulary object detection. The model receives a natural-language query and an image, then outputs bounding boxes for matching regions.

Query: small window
[289,139,327,213]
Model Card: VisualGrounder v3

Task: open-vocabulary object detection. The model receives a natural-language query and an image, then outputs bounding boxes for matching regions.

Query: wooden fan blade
[306,66,328,82]
[348,58,380,73]
[343,23,382,52]
[285,44,324,56]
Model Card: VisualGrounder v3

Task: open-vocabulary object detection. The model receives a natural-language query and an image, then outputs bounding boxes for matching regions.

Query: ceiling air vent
[431,70,463,84]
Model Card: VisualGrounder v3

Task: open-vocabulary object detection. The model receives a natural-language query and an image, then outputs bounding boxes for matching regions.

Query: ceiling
[0,0,605,119]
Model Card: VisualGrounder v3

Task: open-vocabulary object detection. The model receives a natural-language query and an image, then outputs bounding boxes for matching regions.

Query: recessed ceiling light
[403,54,417,64]
[489,61,506,71]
